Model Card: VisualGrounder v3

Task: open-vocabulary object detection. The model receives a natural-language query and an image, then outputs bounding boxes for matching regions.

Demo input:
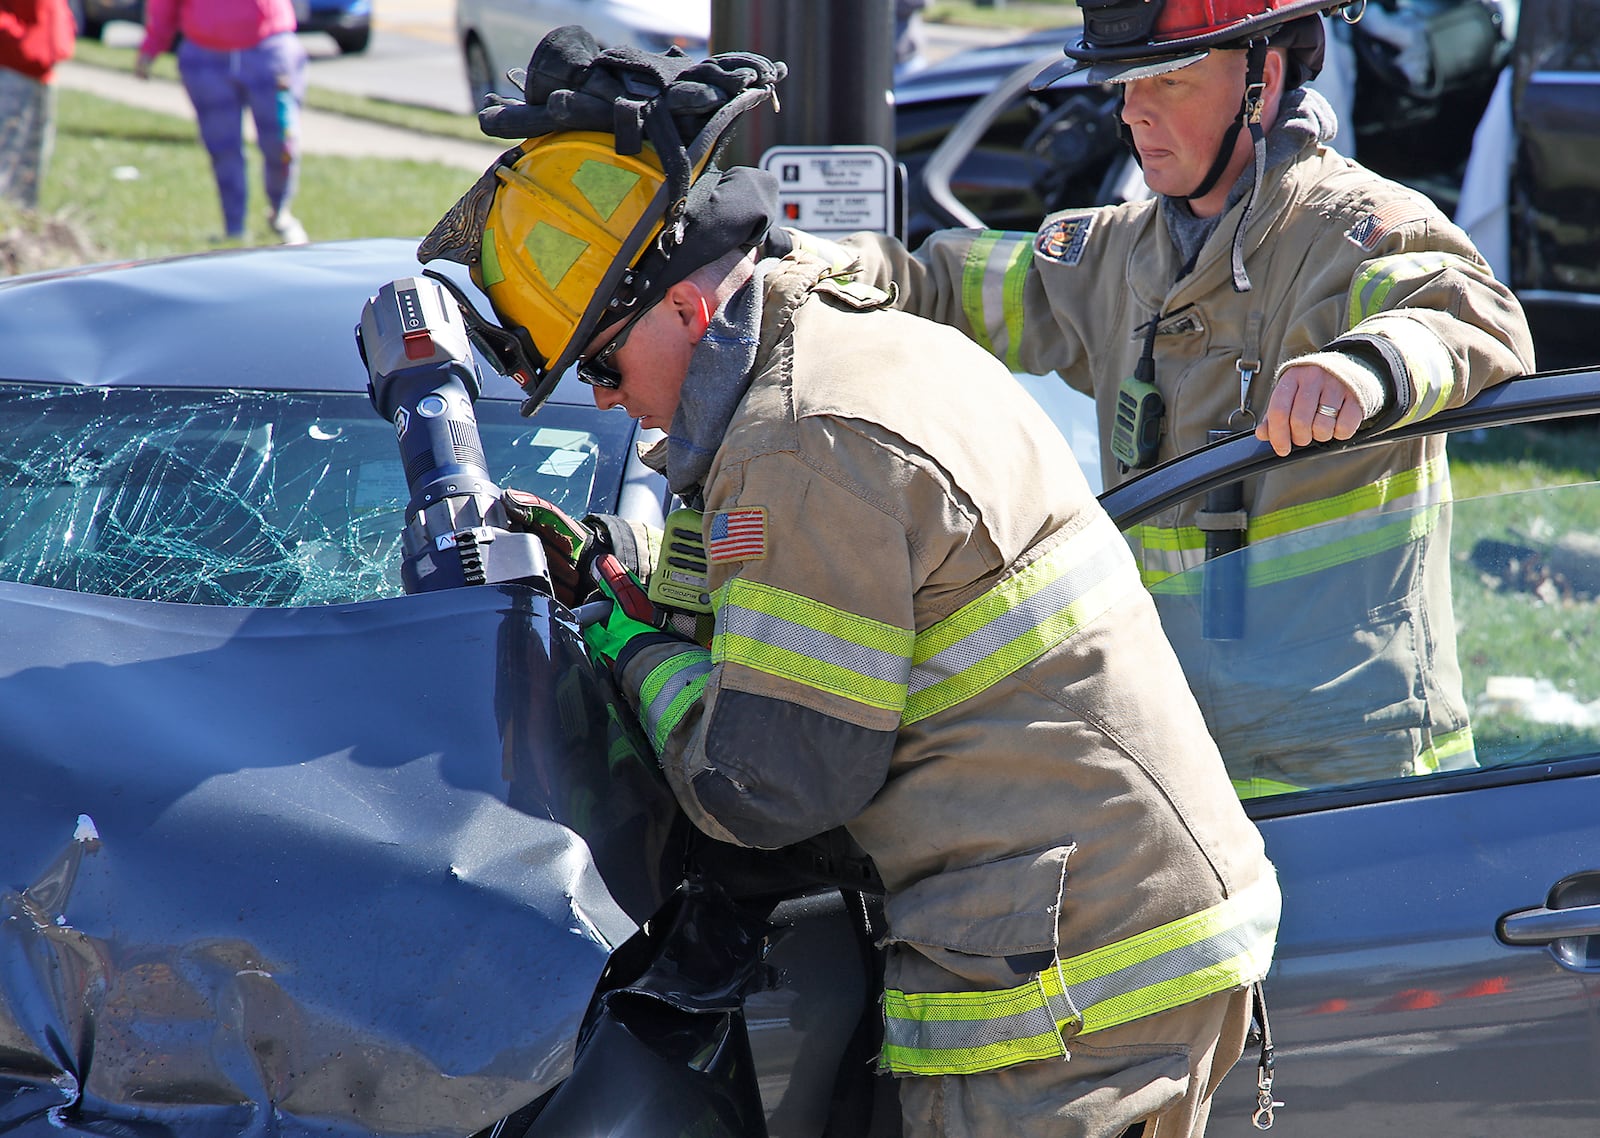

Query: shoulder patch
[707,507,768,564]
[816,274,893,310]
[1034,215,1095,266]
[1345,200,1430,252]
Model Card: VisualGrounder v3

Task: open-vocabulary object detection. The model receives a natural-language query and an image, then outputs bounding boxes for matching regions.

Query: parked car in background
[67,0,141,39]
[68,0,373,54]
[456,0,710,111]
[296,0,372,55]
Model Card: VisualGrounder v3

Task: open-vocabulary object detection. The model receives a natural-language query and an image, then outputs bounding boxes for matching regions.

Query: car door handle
[1498,902,1600,945]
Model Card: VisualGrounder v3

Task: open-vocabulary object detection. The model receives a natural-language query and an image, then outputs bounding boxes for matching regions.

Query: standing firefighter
[840,0,1536,797]
[421,26,1280,1138]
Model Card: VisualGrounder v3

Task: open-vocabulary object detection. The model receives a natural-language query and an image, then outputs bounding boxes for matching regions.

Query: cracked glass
[0,383,634,606]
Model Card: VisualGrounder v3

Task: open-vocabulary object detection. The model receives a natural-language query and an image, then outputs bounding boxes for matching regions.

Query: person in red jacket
[0,0,75,209]
[136,0,308,244]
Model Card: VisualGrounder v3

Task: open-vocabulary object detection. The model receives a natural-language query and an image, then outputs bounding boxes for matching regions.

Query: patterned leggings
[0,66,54,210]
[177,32,308,237]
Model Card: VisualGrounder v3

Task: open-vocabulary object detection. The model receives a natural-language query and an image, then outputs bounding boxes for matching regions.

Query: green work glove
[582,559,666,669]
[501,489,592,607]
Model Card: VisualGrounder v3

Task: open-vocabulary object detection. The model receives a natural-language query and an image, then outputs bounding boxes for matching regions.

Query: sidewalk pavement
[54,61,507,173]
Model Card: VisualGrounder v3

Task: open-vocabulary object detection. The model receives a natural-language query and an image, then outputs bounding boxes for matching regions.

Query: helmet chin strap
[1185,41,1269,291]
[1111,42,1269,290]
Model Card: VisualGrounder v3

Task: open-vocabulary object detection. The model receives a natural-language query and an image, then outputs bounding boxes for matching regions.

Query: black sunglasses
[575,304,652,389]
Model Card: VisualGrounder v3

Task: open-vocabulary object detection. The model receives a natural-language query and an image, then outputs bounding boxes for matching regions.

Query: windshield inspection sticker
[536,449,589,477]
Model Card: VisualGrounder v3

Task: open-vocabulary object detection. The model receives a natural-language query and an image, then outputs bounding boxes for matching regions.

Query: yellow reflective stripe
[961,232,1002,358]
[1232,776,1305,799]
[882,975,1066,1075]
[905,515,1138,725]
[1249,454,1448,540]
[882,876,1280,1076]
[1000,238,1033,372]
[638,647,712,752]
[1413,723,1474,775]
[1134,458,1448,593]
[1373,317,1457,428]
[1348,252,1452,328]
[712,519,1136,722]
[1253,506,1441,587]
[1231,725,1474,799]
[960,231,1034,369]
[1126,524,1204,589]
[1147,508,1440,597]
[713,578,915,714]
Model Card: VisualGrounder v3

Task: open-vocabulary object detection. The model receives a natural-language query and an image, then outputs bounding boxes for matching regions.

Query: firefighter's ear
[664,280,713,342]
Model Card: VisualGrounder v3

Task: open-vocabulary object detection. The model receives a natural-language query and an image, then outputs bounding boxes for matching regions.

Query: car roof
[0,237,587,406]
[894,26,1076,105]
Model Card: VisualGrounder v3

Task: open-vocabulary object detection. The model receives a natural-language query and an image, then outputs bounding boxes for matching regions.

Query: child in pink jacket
[137,0,309,244]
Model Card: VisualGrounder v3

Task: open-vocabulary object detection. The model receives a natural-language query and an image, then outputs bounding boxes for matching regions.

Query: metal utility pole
[710,0,897,169]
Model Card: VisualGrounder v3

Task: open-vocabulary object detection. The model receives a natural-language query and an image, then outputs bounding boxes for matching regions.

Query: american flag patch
[1346,201,1428,252]
[707,507,768,563]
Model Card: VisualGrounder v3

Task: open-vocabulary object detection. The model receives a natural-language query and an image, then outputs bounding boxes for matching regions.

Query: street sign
[759,145,900,239]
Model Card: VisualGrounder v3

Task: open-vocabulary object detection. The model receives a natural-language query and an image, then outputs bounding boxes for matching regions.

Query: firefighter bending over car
[840,0,1535,797]
[420,23,1280,1138]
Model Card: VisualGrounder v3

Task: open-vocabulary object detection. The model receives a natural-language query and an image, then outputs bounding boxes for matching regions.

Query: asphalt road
[58,7,1028,172]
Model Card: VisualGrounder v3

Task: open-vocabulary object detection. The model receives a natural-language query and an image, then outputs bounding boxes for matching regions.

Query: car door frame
[1098,365,1600,1136]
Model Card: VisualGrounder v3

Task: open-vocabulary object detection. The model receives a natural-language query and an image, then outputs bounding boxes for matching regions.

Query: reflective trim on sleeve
[961,231,1035,371]
[714,579,916,714]
[1131,456,1449,591]
[713,514,1137,725]
[1368,316,1457,428]
[637,646,713,752]
[1232,722,1475,798]
[1413,723,1475,775]
[1231,776,1305,799]
[905,512,1139,725]
[1347,252,1454,329]
[881,875,1281,1076]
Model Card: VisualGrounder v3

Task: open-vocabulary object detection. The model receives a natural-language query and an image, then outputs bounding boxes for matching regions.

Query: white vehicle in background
[457,0,710,110]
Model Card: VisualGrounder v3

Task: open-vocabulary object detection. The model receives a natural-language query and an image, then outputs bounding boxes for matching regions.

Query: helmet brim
[1032,48,1211,90]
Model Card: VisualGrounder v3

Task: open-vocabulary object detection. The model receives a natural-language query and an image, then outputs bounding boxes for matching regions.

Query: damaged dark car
[0,239,891,1138]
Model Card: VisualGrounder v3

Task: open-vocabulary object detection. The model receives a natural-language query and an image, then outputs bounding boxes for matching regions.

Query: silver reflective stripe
[881,875,1281,1075]
[720,605,911,687]
[909,540,1131,698]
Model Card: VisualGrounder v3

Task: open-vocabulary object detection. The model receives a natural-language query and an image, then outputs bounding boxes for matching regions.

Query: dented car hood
[0,583,683,1137]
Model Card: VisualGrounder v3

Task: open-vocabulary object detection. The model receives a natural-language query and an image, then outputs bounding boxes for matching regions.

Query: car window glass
[0,384,633,607]
[1137,416,1600,801]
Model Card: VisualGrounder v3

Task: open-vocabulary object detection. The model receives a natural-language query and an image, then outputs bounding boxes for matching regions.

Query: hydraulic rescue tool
[356,275,551,596]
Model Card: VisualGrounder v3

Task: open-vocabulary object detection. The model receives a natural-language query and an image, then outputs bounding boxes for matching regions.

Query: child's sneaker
[270,209,308,246]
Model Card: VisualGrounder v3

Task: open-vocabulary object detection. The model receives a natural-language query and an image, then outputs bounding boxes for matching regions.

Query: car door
[1098,370,1600,1136]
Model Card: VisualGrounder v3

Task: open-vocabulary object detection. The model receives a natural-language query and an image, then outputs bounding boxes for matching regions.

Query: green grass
[1444,422,1600,760]
[36,88,478,261]
[68,37,489,144]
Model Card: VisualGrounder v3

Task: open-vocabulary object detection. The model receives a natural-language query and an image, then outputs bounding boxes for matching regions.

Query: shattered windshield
[0,383,635,606]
